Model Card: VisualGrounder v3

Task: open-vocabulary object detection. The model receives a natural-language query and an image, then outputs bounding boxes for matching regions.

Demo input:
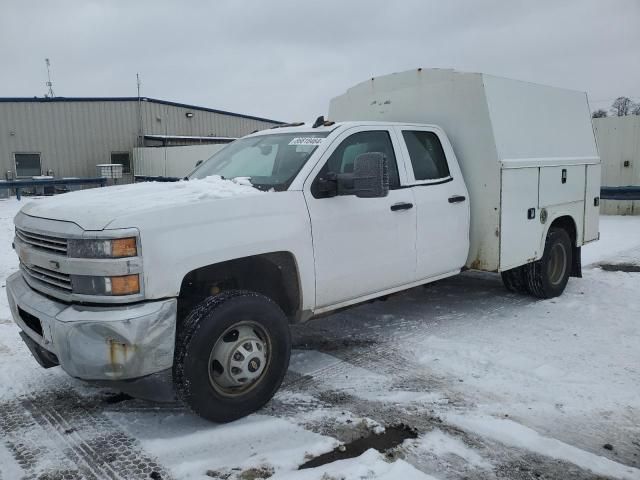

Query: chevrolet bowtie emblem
[49,260,60,270]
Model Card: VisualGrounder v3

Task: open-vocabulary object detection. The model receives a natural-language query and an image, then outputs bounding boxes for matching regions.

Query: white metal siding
[141,101,273,140]
[0,99,278,181]
[593,116,640,215]
[133,144,227,178]
[539,165,586,207]
[0,101,138,179]
[500,167,541,270]
[483,76,598,162]
[584,164,601,240]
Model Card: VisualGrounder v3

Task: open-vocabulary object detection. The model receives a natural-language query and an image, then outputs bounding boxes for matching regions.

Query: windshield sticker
[288,137,324,146]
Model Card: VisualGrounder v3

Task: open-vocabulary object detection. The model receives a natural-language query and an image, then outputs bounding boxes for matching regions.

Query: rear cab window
[400,130,451,183]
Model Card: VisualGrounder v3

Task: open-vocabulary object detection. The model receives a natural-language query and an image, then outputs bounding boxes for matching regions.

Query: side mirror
[314,152,390,198]
[352,152,389,198]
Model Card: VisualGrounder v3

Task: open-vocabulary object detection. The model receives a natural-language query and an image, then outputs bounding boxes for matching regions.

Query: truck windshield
[189,132,331,190]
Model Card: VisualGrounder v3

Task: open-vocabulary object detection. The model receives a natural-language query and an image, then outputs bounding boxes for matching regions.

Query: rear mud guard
[571,246,582,278]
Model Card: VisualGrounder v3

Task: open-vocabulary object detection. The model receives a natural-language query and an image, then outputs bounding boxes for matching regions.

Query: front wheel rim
[547,242,568,286]
[208,321,271,397]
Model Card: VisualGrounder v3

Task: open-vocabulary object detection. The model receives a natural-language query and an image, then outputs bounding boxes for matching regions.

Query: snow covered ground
[1,196,639,480]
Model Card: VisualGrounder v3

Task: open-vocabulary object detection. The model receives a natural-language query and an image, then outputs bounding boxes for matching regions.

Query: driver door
[303,127,417,309]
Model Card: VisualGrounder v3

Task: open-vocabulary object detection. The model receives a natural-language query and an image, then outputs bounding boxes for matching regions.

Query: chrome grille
[20,262,72,292]
[15,228,68,255]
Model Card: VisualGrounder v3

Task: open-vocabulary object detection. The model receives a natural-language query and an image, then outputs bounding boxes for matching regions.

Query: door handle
[390,202,414,211]
[448,195,466,203]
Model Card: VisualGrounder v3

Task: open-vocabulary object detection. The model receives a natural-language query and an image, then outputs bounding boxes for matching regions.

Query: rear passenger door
[394,127,470,280]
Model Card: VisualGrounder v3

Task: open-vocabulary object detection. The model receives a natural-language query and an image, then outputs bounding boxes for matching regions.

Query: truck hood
[20,176,265,230]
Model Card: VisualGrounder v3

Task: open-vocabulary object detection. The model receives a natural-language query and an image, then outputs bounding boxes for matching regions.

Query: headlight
[68,237,138,258]
[72,274,140,296]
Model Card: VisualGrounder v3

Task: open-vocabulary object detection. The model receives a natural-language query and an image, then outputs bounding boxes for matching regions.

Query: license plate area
[18,306,44,337]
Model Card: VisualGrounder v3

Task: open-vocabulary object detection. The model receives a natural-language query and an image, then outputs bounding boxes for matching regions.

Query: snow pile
[111,412,337,479]
[107,175,263,201]
[411,429,492,470]
[18,175,266,229]
[275,449,440,480]
[156,175,264,200]
[48,175,262,208]
[0,199,20,321]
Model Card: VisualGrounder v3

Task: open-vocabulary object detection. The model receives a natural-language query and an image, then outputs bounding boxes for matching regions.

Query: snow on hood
[20,176,265,230]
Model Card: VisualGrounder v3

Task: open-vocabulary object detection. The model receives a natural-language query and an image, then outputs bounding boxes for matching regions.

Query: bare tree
[610,97,633,116]
[632,103,640,116]
[592,109,607,118]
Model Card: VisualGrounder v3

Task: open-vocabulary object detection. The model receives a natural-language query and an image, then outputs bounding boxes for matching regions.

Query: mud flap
[571,246,582,278]
[19,331,59,369]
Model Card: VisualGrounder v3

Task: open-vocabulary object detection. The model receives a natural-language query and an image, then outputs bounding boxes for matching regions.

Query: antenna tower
[45,58,55,97]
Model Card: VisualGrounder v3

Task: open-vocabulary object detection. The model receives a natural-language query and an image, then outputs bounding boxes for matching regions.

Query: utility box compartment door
[539,165,586,207]
[584,163,601,242]
[500,168,542,270]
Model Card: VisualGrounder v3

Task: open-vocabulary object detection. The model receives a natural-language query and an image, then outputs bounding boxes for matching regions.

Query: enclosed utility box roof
[329,68,598,271]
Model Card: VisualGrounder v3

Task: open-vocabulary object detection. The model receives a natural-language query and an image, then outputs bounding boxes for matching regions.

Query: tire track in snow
[279,358,620,480]
[287,341,460,405]
[0,389,173,480]
[287,281,531,407]
[282,289,626,479]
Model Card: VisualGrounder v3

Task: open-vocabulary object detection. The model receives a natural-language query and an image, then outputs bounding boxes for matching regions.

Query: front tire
[525,228,572,299]
[173,290,291,422]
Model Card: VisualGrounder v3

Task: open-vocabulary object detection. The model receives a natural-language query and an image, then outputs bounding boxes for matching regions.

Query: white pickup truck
[7,69,600,422]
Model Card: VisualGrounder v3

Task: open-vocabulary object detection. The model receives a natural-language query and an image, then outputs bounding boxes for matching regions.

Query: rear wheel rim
[547,242,568,286]
[208,321,271,397]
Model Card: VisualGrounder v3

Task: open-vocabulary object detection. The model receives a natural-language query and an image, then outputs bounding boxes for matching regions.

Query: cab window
[402,131,450,181]
[312,130,399,197]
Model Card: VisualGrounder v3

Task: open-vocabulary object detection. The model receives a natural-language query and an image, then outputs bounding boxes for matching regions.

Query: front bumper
[6,272,177,381]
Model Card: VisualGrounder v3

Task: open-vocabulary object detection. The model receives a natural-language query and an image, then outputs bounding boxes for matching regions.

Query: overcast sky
[1,0,638,122]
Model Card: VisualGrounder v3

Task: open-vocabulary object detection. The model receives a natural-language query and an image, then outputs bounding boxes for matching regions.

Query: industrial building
[0,97,282,182]
[3,97,637,215]
[593,115,640,215]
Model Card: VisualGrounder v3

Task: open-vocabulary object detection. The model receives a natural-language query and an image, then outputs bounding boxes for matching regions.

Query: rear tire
[525,228,572,299]
[501,266,529,294]
[173,290,291,423]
